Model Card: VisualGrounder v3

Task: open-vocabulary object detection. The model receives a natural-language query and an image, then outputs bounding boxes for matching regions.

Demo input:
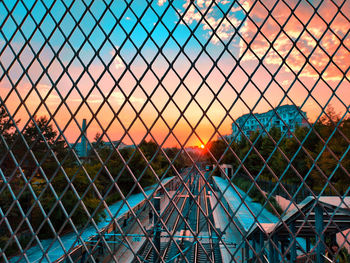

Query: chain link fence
[0,0,349,262]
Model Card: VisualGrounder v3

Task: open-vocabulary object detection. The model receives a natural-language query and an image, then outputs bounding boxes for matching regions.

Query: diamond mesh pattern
[0,0,349,263]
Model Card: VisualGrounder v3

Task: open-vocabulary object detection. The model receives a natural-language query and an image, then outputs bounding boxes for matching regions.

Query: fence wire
[0,0,349,263]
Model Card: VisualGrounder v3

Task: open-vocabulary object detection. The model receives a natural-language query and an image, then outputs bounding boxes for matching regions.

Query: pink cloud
[180,0,242,44]
[157,0,166,6]
[237,0,349,81]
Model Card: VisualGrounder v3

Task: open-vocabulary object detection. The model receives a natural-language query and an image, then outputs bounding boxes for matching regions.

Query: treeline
[205,107,350,197]
[88,135,188,198]
[0,107,187,255]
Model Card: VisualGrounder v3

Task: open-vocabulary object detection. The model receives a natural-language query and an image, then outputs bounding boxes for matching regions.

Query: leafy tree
[208,106,349,198]
[38,163,107,233]
[8,116,71,180]
[0,106,21,174]
[92,132,105,151]
[0,106,19,136]
[0,115,79,243]
[164,147,187,173]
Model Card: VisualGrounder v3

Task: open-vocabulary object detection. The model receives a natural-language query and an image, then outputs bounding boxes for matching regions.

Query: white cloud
[158,0,166,6]
[37,84,51,92]
[236,1,347,81]
[197,0,205,8]
[221,0,230,4]
[281,80,290,86]
[114,55,125,71]
[69,92,145,105]
[111,91,145,104]
[110,48,125,71]
[36,84,61,101]
[180,0,242,45]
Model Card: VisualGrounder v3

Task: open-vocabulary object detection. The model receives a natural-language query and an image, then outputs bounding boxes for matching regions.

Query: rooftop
[236,104,305,122]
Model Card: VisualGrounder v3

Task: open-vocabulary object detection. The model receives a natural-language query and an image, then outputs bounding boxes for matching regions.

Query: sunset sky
[0,0,349,147]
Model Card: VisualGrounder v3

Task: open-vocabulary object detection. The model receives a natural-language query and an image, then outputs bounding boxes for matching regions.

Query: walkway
[102,191,175,263]
[10,178,174,263]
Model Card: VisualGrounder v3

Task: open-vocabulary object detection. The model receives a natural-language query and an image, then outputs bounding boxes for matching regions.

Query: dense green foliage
[0,109,186,256]
[205,107,350,200]
[88,138,186,196]
[1,105,349,256]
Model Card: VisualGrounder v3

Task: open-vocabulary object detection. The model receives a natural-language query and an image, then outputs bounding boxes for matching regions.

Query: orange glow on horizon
[1,0,348,149]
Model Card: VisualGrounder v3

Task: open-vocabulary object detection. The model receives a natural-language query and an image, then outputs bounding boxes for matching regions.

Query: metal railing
[0,0,349,263]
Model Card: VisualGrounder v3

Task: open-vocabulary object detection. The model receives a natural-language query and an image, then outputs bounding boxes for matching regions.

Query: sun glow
[200,144,205,149]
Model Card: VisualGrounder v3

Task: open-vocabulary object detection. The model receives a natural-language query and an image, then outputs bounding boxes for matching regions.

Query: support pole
[290,222,296,263]
[245,240,250,262]
[306,237,310,253]
[330,233,336,245]
[259,231,264,258]
[153,197,161,263]
[315,205,325,263]
[80,251,86,263]
[273,235,279,263]
[269,236,274,263]
[252,238,256,261]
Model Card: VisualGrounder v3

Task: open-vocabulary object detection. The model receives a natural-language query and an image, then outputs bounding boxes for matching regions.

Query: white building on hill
[232,104,308,141]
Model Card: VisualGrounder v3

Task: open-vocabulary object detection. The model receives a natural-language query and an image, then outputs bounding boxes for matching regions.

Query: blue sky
[0,0,348,147]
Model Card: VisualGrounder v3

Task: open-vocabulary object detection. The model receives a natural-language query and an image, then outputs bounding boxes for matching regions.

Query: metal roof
[247,196,350,240]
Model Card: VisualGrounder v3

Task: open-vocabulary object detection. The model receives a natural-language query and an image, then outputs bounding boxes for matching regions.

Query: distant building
[232,104,308,141]
[184,146,203,155]
[218,164,233,178]
[71,119,88,158]
[70,119,132,158]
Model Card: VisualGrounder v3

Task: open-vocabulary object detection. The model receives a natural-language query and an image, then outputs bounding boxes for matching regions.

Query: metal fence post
[290,222,296,263]
[316,205,325,263]
[153,197,161,263]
